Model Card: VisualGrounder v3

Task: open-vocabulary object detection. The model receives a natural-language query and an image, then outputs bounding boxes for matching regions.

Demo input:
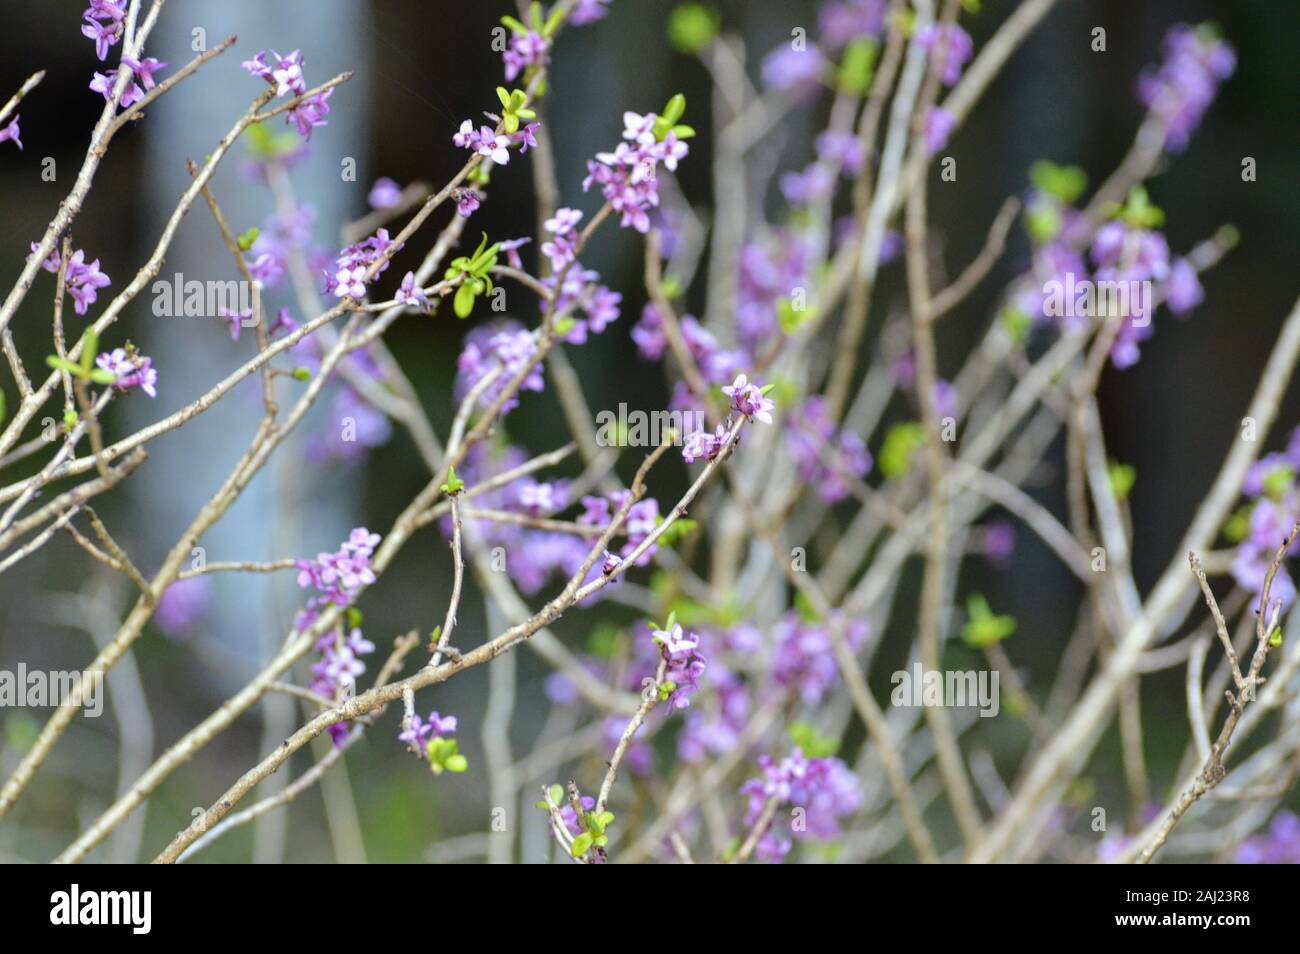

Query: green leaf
[1028,161,1087,205]
[1120,185,1164,229]
[1107,460,1136,501]
[961,593,1017,648]
[496,86,511,110]
[1269,627,1284,648]
[837,38,879,94]
[777,296,816,333]
[661,93,687,127]
[1024,203,1062,244]
[500,15,528,35]
[1222,504,1253,544]
[548,784,565,806]
[291,367,312,381]
[1260,463,1295,501]
[445,754,468,773]
[236,226,261,252]
[789,720,840,758]
[1000,306,1031,344]
[879,422,925,479]
[88,369,117,384]
[656,516,698,547]
[453,281,478,319]
[440,465,466,496]
[46,355,80,375]
[570,832,594,856]
[793,590,820,623]
[667,4,720,54]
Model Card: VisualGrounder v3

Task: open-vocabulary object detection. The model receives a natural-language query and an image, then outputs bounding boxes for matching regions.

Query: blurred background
[0,0,1296,862]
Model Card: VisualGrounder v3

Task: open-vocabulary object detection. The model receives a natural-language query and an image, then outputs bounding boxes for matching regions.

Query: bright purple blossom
[367,177,402,208]
[503,30,549,82]
[651,623,707,712]
[453,121,511,165]
[739,748,863,862]
[325,228,399,299]
[1137,23,1235,153]
[722,373,775,423]
[121,56,167,90]
[154,577,211,638]
[95,347,157,398]
[0,115,19,150]
[923,106,955,155]
[89,69,144,109]
[455,323,544,415]
[81,1,126,60]
[32,244,112,316]
[916,24,973,87]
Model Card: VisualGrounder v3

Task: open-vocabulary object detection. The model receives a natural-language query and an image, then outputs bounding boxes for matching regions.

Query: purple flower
[541,207,583,271]
[294,527,381,631]
[923,106,955,155]
[819,0,886,49]
[121,56,167,90]
[394,271,430,312]
[773,613,868,705]
[581,107,690,234]
[325,228,399,300]
[1137,23,1235,153]
[242,50,307,98]
[89,69,144,109]
[288,88,332,140]
[154,578,211,638]
[456,188,482,218]
[739,748,862,862]
[95,347,158,398]
[682,424,729,464]
[1165,257,1203,315]
[652,623,707,711]
[722,373,775,423]
[0,115,20,150]
[1237,810,1300,864]
[498,236,531,269]
[455,323,545,415]
[81,2,126,60]
[916,24,973,87]
[570,0,611,25]
[761,45,827,98]
[367,177,402,208]
[503,30,549,82]
[453,121,511,165]
[399,714,434,751]
[513,121,541,154]
[982,520,1017,565]
[785,397,871,502]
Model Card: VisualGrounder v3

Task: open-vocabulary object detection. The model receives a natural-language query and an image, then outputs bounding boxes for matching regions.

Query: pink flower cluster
[96,347,158,398]
[242,49,333,140]
[739,748,862,862]
[81,0,126,61]
[652,622,707,712]
[325,228,399,300]
[294,528,380,630]
[582,111,690,233]
[31,243,111,316]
